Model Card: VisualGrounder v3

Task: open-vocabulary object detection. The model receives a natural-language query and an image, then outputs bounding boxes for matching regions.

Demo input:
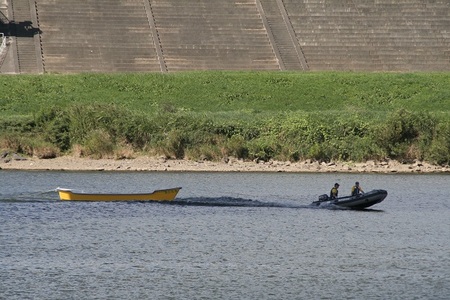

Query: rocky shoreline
[1,153,449,173]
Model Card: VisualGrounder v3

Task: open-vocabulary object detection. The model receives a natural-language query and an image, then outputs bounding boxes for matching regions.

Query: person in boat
[351,181,364,196]
[330,183,340,200]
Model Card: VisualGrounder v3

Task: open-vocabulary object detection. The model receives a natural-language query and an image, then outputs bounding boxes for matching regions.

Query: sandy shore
[1,154,449,173]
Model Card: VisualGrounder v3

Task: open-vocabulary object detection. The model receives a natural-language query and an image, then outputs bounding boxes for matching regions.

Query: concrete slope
[150,0,279,71]
[284,0,450,71]
[37,0,161,73]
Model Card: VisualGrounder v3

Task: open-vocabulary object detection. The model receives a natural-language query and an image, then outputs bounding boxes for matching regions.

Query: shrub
[375,109,438,162]
[32,143,59,159]
[185,143,222,161]
[247,138,279,162]
[426,121,450,165]
[224,134,249,159]
[161,129,188,159]
[0,133,24,153]
[82,129,115,159]
[0,133,59,158]
[36,108,71,152]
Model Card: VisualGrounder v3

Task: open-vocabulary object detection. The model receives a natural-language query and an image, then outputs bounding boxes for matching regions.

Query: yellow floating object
[57,187,181,201]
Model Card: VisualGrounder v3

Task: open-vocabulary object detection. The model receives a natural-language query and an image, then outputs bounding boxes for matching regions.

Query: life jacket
[351,186,360,196]
[330,187,338,199]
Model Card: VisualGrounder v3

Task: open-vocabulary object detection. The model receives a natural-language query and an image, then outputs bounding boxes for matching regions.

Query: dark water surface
[1,170,449,299]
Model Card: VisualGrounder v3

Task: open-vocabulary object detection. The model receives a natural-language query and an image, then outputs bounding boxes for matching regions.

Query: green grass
[1,71,449,165]
[1,71,449,116]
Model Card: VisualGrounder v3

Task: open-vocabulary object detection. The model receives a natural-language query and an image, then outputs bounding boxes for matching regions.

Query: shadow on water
[0,192,384,212]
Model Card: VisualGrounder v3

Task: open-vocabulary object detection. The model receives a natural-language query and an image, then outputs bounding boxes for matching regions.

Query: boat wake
[168,198,383,211]
[0,190,58,203]
[167,197,310,209]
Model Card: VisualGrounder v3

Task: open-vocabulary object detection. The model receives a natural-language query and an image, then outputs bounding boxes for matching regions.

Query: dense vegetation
[1,72,449,165]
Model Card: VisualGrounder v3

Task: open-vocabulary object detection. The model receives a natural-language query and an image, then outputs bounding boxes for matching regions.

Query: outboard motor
[318,194,329,202]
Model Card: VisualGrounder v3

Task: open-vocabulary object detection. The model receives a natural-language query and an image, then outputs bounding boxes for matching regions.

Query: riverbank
[2,72,450,169]
[1,155,449,173]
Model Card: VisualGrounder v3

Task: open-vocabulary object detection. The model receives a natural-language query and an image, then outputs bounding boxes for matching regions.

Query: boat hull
[312,189,387,210]
[57,187,181,201]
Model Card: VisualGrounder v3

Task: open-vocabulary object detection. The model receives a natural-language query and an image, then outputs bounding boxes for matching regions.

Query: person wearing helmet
[351,181,364,196]
[330,183,340,200]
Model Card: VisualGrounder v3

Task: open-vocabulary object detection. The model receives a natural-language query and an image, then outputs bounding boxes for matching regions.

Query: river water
[1,170,449,299]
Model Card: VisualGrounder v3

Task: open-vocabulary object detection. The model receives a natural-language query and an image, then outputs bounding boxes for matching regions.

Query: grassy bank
[1,72,449,165]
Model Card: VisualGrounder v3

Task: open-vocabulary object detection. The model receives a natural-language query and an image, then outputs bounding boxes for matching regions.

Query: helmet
[334,183,339,187]
[355,181,359,185]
